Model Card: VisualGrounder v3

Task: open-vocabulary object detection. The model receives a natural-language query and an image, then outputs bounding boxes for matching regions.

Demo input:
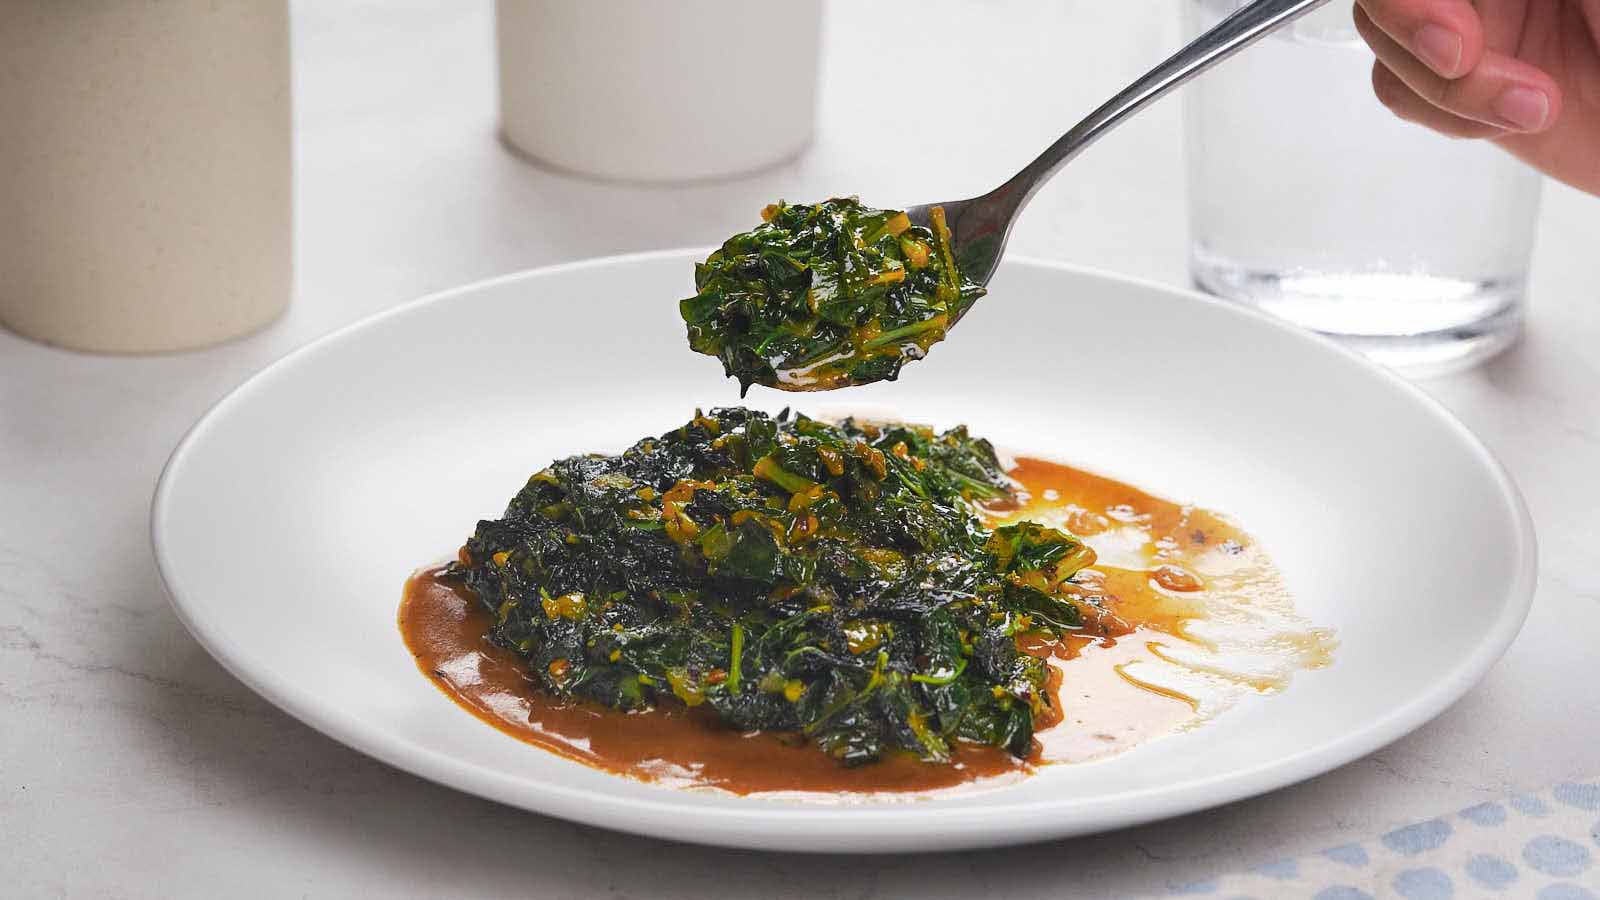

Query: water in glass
[1184,0,1542,375]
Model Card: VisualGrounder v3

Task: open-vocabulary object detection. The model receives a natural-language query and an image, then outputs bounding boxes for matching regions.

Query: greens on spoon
[680,198,986,394]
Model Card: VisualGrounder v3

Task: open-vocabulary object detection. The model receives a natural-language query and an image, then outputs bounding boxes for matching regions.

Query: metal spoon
[906,0,1331,292]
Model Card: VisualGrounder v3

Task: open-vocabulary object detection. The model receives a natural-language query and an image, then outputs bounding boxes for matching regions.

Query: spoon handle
[1004,0,1332,207]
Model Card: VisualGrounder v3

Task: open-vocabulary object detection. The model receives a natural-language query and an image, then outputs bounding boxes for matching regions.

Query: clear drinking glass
[1183,0,1543,375]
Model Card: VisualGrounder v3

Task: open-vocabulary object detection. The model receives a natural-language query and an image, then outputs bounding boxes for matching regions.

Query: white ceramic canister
[496,0,821,182]
[0,1,292,353]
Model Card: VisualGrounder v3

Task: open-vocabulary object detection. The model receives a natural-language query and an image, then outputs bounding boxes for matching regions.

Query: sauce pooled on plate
[401,454,1333,799]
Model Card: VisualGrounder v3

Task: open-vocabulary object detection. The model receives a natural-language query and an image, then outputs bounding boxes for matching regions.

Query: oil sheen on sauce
[399,455,1334,800]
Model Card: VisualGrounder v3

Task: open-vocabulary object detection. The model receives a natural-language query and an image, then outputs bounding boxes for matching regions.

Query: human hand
[1354,0,1600,195]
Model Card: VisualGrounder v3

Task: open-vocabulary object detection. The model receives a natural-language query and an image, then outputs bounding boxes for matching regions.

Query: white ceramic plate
[152,251,1535,853]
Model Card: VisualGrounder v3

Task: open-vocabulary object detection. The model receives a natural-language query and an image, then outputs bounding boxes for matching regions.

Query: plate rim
[150,249,1538,852]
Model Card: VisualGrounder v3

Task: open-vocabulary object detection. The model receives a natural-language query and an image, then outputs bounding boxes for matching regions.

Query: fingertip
[1370,61,1422,125]
[1497,83,1563,133]
[1545,81,1565,133]
[1427,2,1486,77]
[1371,59,1401,112]
[1475,53,1564,133]
[1451,22,1486,77]
[1526,69,1564,133]
[1357,0,1486,78]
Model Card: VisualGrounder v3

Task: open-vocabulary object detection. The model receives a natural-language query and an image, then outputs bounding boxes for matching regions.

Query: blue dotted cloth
[1163,777,1600,899]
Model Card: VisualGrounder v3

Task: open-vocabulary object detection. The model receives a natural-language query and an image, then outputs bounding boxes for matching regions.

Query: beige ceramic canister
[0,1,291,353]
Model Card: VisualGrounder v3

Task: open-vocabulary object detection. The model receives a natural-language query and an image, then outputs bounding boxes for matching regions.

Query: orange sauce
[399,455,1333,798]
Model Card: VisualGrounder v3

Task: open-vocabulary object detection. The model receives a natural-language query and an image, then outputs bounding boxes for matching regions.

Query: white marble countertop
[3,2,1596,896]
